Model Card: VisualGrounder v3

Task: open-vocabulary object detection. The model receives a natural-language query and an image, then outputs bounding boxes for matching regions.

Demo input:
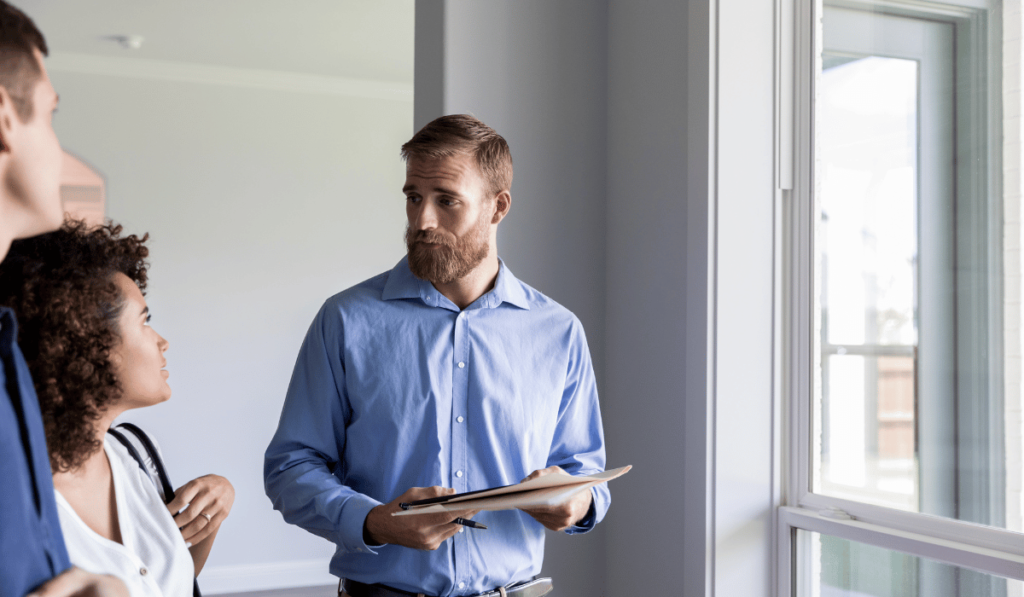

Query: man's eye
[145,314,152,325]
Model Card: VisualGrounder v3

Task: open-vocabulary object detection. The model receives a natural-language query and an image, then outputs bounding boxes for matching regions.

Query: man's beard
[405,218,490,285]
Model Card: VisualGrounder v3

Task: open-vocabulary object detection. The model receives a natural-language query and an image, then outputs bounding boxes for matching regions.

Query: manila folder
[392,465,631,516]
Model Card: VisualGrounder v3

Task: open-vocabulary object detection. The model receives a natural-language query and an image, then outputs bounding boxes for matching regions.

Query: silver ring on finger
[201,512,212,522]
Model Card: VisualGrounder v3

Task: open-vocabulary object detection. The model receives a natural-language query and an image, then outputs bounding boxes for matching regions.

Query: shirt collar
[0,307,17,355]
[381,255,531,311]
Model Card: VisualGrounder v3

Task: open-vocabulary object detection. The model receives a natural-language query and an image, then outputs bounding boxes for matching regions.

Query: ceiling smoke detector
[108,35,144,50]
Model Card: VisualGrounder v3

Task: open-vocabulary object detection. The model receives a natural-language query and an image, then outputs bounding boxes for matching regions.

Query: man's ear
[0,87,17,154]
[492,190,511,224]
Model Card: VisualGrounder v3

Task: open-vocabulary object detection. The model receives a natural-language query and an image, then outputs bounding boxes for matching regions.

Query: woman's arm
[186,526,219,576]
[165,475,234,576]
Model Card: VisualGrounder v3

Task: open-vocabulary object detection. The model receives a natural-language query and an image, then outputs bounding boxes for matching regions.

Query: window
[781,0,1024,594]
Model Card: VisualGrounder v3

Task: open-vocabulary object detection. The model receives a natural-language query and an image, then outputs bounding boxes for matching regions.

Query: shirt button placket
[450,311,470,586]
[452,311,469,493]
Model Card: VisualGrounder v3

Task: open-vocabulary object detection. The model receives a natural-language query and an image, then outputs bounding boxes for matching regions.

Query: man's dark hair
[401,114,513,197]
[0,1,47,121]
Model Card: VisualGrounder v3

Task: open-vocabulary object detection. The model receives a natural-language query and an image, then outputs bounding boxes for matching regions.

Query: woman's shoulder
[105,425,166,500]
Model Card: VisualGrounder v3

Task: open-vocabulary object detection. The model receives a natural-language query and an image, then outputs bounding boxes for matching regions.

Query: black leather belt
[341,577,553,597]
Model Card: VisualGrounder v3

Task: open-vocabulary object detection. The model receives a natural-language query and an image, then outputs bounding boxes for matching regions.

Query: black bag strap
[106,426,149,483]
[106,424,202,597]
[114,422,176,502]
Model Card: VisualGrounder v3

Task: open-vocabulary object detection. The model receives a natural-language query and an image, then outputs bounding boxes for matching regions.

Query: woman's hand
[166,474,234,546]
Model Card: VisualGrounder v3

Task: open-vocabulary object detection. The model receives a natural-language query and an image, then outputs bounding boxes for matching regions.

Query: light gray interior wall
[714,0,776,594]
[49,71,412,572]
[417,2,779,595]
[604,1,714,594]
[442,0,609,369]
[414,0,444,131]
[416,1,610,595]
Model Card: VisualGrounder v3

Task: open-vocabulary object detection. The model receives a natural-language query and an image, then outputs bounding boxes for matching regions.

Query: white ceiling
[14,0,414,83]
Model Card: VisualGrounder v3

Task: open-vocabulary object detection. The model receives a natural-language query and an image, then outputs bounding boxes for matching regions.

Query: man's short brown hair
[401,114,513,197]
[0,1,47,122]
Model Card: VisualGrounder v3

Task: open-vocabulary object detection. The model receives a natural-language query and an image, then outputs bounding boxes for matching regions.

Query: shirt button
[456,470,464,478]
[459,582,466,589]
[140,567,148,576]
[458,527,465,533]
[458,362,465,368]
[457,416,464,423]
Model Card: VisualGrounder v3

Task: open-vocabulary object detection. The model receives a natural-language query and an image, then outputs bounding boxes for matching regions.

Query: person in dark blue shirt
[0,3,126,596]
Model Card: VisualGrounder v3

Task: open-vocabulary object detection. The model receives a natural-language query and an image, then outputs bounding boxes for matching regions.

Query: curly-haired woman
[0,221,233,597]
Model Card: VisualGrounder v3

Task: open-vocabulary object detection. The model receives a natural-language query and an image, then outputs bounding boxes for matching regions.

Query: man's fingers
[418,522,463,550]
[29,568,128,597]
[28,567,83,597]
[527,511,572,532]
[521,465,564,483]
[401,485,455,502]
[420,510,461,526]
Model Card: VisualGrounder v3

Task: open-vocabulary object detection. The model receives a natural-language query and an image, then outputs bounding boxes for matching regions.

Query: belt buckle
[493,577,553,597]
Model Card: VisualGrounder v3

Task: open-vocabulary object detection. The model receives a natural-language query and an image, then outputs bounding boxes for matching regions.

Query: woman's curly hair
[0,220,149,473]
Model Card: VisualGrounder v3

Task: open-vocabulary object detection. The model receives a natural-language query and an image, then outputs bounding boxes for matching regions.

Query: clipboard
[392,465,631,516]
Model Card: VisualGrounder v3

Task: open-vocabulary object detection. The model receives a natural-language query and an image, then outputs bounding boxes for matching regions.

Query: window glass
[813,1,1019,532]
[795,530,1020,597]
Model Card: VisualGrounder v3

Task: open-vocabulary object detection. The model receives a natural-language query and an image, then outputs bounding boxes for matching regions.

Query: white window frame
[775,0,1024,593]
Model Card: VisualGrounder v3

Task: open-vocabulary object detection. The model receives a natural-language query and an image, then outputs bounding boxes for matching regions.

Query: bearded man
[264,115,609,597]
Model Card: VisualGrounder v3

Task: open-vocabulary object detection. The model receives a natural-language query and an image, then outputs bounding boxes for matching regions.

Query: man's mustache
[407,230,456,248]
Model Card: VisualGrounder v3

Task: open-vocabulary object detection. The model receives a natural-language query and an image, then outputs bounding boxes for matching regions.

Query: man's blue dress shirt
[0,308,71,597]
[265,257,609,596]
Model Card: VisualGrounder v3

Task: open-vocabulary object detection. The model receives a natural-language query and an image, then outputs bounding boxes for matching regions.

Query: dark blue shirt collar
[0,307,18,354]
[381,255,531,311]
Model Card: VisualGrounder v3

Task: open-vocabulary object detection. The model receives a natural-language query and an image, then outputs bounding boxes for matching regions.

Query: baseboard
[199,559,337,595]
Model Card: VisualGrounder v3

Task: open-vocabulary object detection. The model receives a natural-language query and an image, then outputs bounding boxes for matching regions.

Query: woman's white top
[54,435,194,597]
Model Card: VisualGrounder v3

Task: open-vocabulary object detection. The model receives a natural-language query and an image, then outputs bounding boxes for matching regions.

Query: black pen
[453,517,487,530]
[397,503,488,529]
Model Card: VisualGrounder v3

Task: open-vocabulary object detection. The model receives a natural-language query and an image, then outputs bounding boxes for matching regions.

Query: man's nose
[411,200,438,231]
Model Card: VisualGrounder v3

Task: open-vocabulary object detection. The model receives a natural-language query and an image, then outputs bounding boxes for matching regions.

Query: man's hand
[167,474,235,546]
[28,567,128,597]
[519,466,593,532]
[364,486,479,551]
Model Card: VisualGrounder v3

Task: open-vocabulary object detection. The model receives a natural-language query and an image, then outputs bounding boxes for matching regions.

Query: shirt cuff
[565,488,598,535]
[337,493,384,554]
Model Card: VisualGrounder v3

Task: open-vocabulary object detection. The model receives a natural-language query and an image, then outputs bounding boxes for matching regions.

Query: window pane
[813,2,1021,532]
[795,530,1021,597]
[820,354,918,510]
